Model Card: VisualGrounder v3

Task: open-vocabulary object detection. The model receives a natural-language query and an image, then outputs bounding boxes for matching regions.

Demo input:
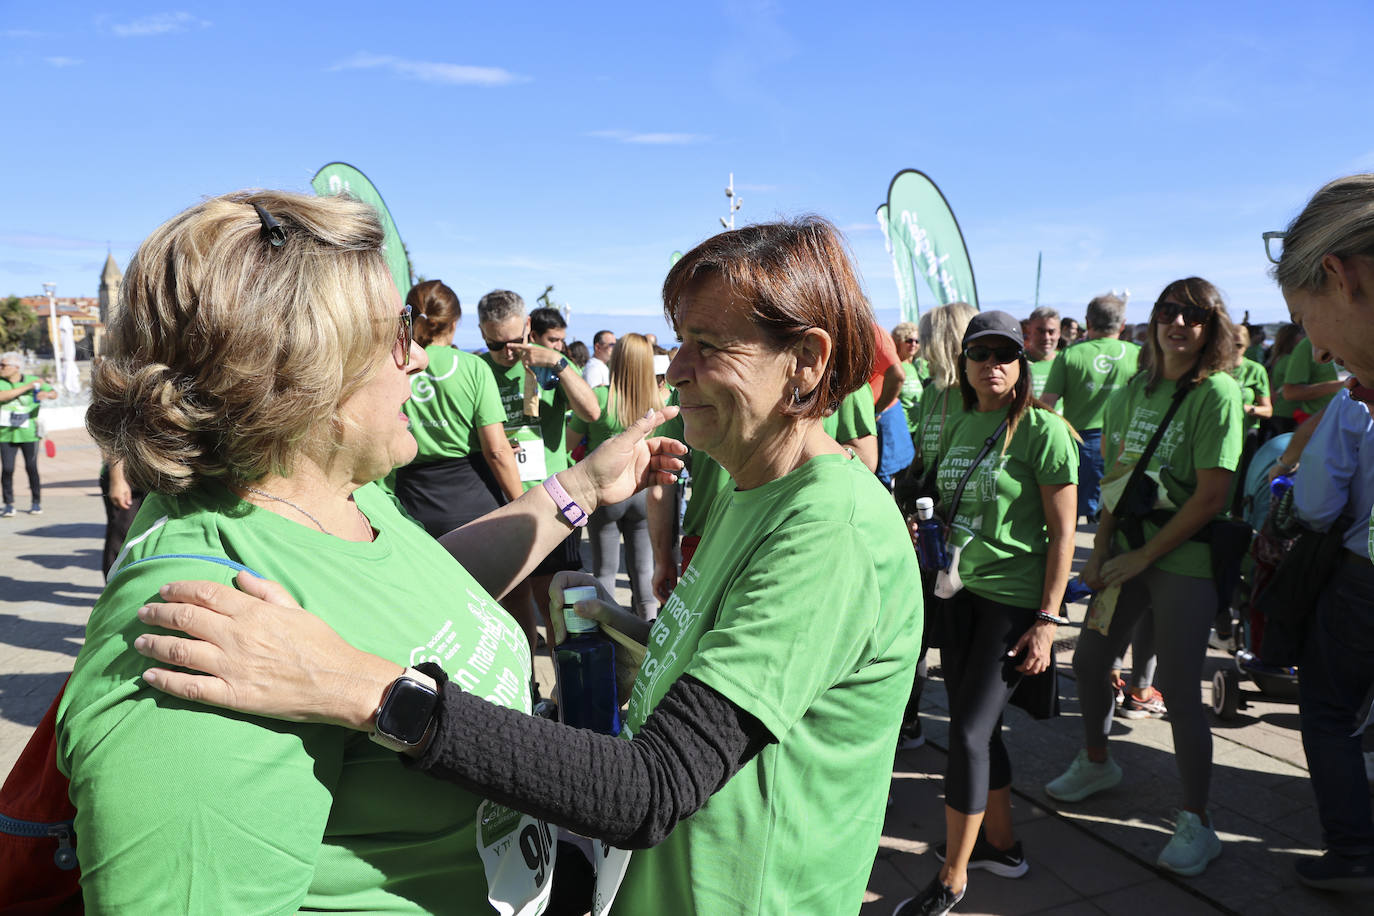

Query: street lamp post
[41,282,62,395]
[720,173,742,230]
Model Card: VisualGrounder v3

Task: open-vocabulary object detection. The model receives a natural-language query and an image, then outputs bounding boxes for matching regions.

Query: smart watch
[369,667,440,752]
[555,356,570,373]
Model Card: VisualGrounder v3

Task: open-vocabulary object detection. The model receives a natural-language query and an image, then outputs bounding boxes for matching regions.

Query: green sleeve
[1042,352,1067,398]
[1027,412,1079,485]
[685,522,878,737]
[1191,379,1244,472]
[569,387,608,436]
[471,357,508,429]
[830,386,877,441]
[59,559,342,912]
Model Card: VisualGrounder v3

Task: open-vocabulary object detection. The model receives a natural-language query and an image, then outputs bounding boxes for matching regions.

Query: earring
[792,386,802,406]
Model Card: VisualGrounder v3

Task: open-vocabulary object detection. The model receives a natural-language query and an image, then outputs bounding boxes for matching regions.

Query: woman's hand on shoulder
[134,571,401,731]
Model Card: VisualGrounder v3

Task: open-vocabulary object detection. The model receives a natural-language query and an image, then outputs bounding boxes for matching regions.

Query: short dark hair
[529,307,566,337]
[662,216,874,418]
[593,330,614,347]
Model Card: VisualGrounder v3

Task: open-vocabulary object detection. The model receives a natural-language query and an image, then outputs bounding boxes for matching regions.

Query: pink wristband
[542,474,589,528]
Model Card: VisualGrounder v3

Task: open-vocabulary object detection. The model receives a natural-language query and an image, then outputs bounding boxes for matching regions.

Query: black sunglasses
[964,344,1023,364]
[900,336,919,345]
[483,335,526,352]
[1154,301,1211,327]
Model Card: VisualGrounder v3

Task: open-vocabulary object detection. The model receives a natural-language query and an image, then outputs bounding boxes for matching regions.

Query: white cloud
[330,52,528,87]
[588,129,707,146]
[44,57,81,67]
[112,12,211,37]
[839,222,877,234]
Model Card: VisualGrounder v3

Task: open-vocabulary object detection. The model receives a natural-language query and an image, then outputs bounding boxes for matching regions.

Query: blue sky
[4,2,1374,350]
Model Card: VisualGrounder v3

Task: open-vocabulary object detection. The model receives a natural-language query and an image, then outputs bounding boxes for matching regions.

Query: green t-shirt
[1270,354,1295,419]
[1028,357,1055,400]
[937,406,1078,608]
[1244,343,1266,365]
[821,384,877,442]
[405,346,508,461]
[1228,358,1270,433]
[899,362,924,435]
[606,454,921,915]
[1101,373,1243,578]
[1042,338,1141,432]
[912,386,963,470]
[1282,337,1339,416]
[0,375,53,443]
[57,483,550,914]
[481,351,572,490]
[680,450,732,538]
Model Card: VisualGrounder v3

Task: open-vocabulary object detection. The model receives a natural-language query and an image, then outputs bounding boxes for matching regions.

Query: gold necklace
[240,485,371,540]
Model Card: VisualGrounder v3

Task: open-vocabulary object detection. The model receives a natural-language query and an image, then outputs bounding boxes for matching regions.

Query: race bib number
[476,800,555,916]
[515,440,547,483]
[591,842,633,916]
[1,408,29,428]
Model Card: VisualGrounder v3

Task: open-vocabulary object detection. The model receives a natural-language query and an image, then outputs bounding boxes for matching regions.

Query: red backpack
[0,680,81,914]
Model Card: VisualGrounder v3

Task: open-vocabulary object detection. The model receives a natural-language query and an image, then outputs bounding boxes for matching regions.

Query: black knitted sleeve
[407,666,772,849]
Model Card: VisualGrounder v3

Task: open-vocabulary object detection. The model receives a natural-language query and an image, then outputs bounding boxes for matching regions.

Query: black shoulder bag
[1114,380,1193,550]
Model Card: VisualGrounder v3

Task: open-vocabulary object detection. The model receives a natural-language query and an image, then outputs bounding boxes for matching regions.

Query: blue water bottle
[556,586,621,735]
[1064,577,1095,603]
[914,497,950,573]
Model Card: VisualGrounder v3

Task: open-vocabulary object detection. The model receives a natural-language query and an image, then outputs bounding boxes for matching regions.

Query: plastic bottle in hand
[913,497,949,573]
[556,586,621,735]
[1270,474,1294,499]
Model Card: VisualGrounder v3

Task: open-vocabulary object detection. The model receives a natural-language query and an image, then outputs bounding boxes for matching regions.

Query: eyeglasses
[1262,231,1287,265]
[483,335,526,352]
[1154,301,1211,327]
[964,344,1023,364]
[393,304,417,367]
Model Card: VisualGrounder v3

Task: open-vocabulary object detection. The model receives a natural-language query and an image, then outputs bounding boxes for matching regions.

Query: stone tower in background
[97,253,122,356]
[98,253,121,326]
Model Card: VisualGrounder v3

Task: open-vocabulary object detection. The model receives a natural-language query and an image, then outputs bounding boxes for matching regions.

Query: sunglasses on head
[964,344,1023,364]
[1154,301,1211,327]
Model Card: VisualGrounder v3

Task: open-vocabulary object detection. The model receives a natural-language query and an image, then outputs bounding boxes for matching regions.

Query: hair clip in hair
[253,203,286,248]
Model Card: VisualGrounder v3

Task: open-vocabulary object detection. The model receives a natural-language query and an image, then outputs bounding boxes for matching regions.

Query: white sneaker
[1157,810,1221,876]
[1045,749,1123,802]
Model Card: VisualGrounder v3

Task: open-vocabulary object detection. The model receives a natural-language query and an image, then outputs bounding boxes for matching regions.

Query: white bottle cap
[562,586,599,634]
[915,496,936,519]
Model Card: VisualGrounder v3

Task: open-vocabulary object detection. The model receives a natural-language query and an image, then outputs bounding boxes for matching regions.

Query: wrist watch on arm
[369,667,440,753]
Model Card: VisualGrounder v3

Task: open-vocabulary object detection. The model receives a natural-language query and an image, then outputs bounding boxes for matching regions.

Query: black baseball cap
[962,310,1025,348]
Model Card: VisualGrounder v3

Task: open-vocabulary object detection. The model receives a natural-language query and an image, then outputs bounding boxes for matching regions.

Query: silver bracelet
[1035,611,1065,626]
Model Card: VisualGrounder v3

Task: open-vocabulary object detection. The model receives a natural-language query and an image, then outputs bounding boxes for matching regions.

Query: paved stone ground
[1,426,1364,914]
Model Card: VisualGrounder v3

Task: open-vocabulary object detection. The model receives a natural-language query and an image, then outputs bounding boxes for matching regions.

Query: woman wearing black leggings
[897,311,1077,916]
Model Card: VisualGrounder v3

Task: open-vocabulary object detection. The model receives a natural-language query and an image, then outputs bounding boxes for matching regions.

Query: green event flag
[877,203,920,323]
[886,169,979,310]
[311,162,412,301]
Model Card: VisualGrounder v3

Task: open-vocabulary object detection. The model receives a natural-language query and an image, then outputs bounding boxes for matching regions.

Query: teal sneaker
[1157,810,1221,876]
[1044,749,1122,802]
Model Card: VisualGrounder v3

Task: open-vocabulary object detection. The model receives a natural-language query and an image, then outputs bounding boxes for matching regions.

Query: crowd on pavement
[4,174,1374,915]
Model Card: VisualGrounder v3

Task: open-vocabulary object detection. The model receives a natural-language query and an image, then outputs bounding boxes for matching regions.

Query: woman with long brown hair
[1046,277,1243,878]
[571,332,664,619]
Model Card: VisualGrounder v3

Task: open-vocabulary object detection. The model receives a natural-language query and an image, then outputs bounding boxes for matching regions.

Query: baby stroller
[1211,433,1302,719]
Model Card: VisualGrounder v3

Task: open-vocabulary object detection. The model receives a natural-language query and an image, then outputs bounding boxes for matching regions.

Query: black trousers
[1,440,40,506]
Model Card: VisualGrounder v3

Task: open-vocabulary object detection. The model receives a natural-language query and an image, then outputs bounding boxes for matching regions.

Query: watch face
[377,678,439,745]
